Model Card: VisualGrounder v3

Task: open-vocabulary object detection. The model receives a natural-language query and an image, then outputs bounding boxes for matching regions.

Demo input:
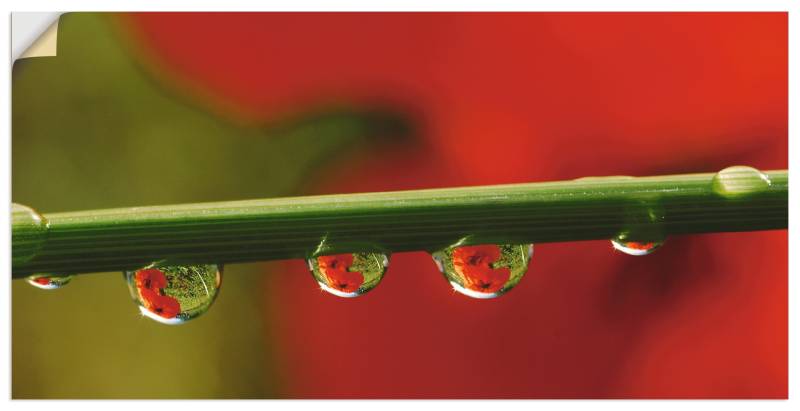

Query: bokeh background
[11,12,787,398]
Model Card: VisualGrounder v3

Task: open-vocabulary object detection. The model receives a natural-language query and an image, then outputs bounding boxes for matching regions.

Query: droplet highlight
[308,252,389,298]
[432,243,533,299]
[125,264,222,325]
[26,274,73,290]
[712,166,771,197]
[611,239,663,256]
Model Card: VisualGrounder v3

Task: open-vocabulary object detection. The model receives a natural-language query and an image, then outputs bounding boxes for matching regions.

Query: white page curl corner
[12,12,63,62]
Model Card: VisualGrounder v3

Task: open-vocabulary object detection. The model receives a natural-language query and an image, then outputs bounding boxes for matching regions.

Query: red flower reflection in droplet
[143,292,181,319]
[451,245,511,293]
[135,268,168,291]
[135,269,181,319]
[622,242,656,250]
[317,254,364,293]
[33,277,51,286]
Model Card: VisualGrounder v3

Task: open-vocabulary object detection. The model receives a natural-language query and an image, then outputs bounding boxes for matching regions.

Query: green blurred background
[11,13,408,398]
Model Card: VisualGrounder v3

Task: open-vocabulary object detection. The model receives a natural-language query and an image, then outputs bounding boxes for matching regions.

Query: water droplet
[432,243,533,299]
[308,252,389,298]
[26,274,73,290]
[12,203,49,266]
[125,264,222,325]
[611,239,663,256]
[712,166,771,197]
[611,200,666,256]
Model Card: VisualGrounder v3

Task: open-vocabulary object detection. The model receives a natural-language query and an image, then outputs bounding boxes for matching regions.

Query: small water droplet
[611,239,663,256]
[432,243,533,299]
[12,203,49,266]
[308,252,389,298]
[26,274,73,290]
[611,200,666,256]
[125,263,223,325]
[712,166,771,197]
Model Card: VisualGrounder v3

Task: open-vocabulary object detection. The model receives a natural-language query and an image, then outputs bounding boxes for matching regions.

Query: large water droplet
[26,274,73,290]
[712,165,771,197]
[432,243,533,299]
[125,264,222,325]
[611,239,663,256]
[308,252,389,298]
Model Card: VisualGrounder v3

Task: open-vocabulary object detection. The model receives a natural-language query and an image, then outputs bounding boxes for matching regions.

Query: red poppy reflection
[451,245,511,293]
[33,277,51,286]
[134,268,181,319]
[135,268,168,291]
[621,242,657,250]
[317,254,364,293]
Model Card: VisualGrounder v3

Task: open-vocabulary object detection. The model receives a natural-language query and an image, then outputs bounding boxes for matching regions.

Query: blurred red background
[121,12,787,398]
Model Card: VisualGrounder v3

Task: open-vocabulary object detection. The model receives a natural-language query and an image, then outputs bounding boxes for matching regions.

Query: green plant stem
[11,168,788,278]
